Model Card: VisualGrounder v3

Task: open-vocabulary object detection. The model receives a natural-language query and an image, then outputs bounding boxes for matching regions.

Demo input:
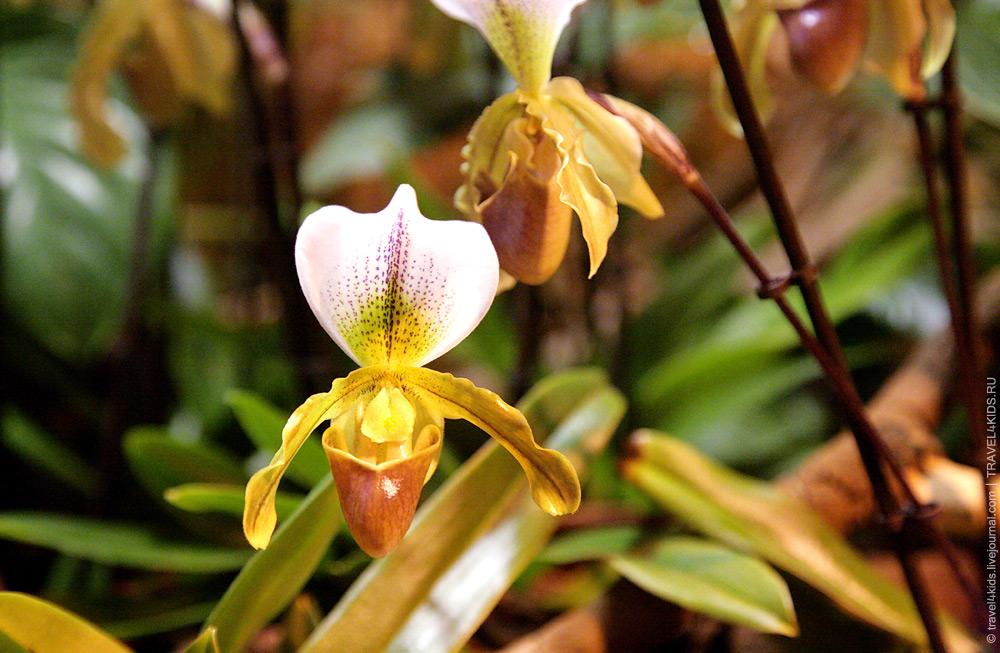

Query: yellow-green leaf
[0,592,133,653]
[623,431,981,652]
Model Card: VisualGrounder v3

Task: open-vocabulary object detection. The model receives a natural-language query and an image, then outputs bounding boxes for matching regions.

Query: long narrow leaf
[0,513,249,573]
[205,476,341,653]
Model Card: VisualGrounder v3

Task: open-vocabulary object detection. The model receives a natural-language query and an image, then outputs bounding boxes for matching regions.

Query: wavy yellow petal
[545,77,663,218]
[243,369,380,549]
[400,367,581,515]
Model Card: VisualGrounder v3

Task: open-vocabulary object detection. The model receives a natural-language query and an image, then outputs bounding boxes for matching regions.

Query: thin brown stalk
[940,51,989,480]
[688,1,955,648]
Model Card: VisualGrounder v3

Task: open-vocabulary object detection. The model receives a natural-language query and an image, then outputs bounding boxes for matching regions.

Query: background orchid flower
[432,0,664,284]
[715,0,955,132]
[242,184,581,558]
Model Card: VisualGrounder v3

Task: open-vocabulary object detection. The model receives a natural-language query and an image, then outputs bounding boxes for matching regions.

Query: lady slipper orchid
[242,185,581,558]
[432,0,664,284]
[715,0,954,132]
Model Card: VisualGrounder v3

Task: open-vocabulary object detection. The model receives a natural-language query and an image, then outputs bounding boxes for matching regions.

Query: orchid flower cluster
[243,185,580,557]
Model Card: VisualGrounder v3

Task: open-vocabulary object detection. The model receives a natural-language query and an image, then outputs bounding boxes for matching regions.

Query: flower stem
[692,0,952,648]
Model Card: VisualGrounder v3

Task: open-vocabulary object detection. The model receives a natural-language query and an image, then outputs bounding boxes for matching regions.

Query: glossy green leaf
[0,408,97,497]
[205,476,341,653]
[610,535,797,636]
[0,513,250,573]
[0,29,171,363]
[165,483,303,522]
[538,525,642,565]
[225,390,329,487]
[180,627,220,653]
[0,592,132,653]
[300,368,625,653]
[623,431,981,652]
[123,427,247,501]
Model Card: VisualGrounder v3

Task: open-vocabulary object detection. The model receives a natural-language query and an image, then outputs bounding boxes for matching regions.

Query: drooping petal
[711,2,778,135]
[777,0,868,93]
[864,0,927,99]
[544,77,664,218]
[400,367,581,515]
[429,0,588,95]
[296,184,500,367]
[919,0,955,80]
[243,368,380,550]
[324,423,443,558]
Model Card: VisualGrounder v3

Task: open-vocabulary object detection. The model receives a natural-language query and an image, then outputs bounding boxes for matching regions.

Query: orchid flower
[432,0,664,285]
[715,0,954,132]
[242,185,581,558]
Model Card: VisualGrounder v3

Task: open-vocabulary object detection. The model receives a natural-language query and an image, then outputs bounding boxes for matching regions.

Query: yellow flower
[242,185,580,557]
[717,0,955,131]
[433,0,664,284]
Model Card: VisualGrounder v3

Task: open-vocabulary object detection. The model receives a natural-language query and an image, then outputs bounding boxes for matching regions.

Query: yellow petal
[864,0,927,99]
[70,0,144,166]
[710,3,777,135]
[324,424,443,558]
[400,367,581,515]
[460,91,525,191]
[243,368,380,549]
[544,77,664,218]
[919,0,955,80]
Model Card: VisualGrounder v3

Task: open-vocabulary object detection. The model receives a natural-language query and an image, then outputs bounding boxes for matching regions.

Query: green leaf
[0,28,172,362]
[101,602,216,640]
[1,408,97,497]
[165,483,303,522]
[957,1,1000,128]
[0,513,250,573]
[610,535,797,636]
[225,390,329,487]
[538,525,642,565]
[179,628,220,653]
[299,368,626,653]
[205,476,342,653]
[623,431,981,652]
[299,105,410,196]
[123,427,247,500]
[0,592,132,653]
[636,204,927,408]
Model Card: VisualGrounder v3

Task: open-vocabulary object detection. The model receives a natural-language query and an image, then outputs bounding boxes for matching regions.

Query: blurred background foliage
[1,0,999,651]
